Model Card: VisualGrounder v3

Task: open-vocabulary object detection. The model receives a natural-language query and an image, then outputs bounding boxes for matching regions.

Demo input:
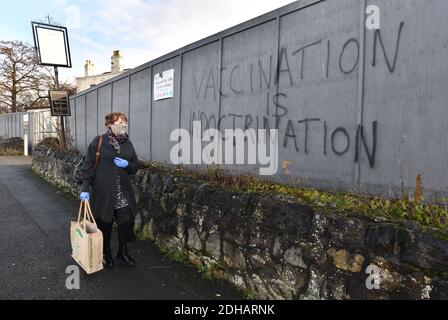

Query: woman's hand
[114,157,129,168]
[80,192,90,201]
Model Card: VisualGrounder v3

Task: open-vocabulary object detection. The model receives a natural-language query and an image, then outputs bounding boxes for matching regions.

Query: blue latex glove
[114,157,129,168]
[80,192,90,201]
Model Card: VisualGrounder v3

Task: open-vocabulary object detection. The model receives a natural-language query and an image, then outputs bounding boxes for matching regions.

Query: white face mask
[110,123,127,135]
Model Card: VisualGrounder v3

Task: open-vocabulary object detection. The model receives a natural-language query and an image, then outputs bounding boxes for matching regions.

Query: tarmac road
[0,156,243,300]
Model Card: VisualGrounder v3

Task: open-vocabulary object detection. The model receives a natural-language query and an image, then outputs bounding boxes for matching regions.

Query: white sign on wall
[154,69,174,101]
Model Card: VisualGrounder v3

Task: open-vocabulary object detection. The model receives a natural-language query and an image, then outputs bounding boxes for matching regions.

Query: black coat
[79,133,138,223]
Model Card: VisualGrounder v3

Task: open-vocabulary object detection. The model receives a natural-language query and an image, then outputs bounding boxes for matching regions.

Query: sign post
[49,90,71,116]
[31,21,72,149]
[23,114,29,156]
[54,66,65,148]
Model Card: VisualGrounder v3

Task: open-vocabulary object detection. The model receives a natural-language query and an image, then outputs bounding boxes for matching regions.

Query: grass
[244,289,256,300]
[138,223,153,241]
[0,147,23,156]
[141,162,448,235]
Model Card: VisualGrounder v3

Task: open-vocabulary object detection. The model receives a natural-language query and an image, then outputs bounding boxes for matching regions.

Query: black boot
[116,244,136,268]
[103,247,114,269]
[98,220,114,269]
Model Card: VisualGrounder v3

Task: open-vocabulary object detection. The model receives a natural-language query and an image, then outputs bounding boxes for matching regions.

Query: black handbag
[73,135,103,184]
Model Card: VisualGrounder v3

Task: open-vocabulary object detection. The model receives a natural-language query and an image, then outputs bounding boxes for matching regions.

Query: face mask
[110,123,127,135]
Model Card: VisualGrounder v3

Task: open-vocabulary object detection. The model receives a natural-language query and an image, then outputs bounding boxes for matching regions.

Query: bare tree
[0,40,51,113]
[43,67,78,95]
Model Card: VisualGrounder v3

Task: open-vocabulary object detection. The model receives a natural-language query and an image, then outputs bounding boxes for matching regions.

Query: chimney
[84,60,96,77]
[111,50,123,74]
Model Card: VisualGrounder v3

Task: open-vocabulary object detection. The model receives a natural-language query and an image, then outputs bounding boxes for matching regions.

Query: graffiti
[373,21,405,73]
[186,22,405,169]
[192,21,405,100]
[189,107,378,168]
[190,75,380,168]
[339,39,360,74]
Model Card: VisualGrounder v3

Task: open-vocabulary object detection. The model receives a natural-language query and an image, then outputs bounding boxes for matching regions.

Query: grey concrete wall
[67,98,76,147]
[67,0,448,201]
[75,95,86,154]
[97,84,112,138]
[129,68,152,161]
[86,91,98,148]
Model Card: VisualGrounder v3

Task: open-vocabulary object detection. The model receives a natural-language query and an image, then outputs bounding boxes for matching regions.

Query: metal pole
[54,66,66,149]
[24,131,28,156]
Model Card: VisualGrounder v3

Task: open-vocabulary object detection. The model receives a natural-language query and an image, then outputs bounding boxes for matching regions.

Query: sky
[0,0,297,84]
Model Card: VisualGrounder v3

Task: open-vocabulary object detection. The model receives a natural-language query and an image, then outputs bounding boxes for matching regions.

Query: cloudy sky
[0,0,296,84]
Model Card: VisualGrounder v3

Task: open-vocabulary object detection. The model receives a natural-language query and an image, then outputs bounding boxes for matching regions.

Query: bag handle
[77,201,87,232]
[94,135,103,170]
[84,201,97,226]
[77,200,97,231]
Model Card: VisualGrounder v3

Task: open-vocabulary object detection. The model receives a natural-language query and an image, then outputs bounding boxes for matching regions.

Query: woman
[78,112,139,269]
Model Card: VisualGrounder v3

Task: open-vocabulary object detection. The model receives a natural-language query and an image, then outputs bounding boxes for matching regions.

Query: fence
[0,109,59,152]
[66,0,448,201]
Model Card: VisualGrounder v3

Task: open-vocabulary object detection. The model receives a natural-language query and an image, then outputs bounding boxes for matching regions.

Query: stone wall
[0,136,24,155]
[31,144,448,300]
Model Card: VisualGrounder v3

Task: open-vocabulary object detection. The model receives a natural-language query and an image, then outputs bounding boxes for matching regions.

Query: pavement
[0,156,243,300]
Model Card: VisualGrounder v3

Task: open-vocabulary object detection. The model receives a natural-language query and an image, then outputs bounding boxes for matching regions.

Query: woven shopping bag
[70,200,104,274]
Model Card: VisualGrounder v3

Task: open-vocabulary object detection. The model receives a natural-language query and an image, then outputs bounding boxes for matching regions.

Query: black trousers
[97,205,136,252]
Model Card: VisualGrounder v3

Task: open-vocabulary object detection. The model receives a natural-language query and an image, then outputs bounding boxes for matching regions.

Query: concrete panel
[12,114,15,137]
[75,96,86,153]
[5,115,9,137]
[10,114,14,137]
[18,113,23,138]
[361,0,448,200]
[276,0,361,189]
[17,114,20,137]
[217,20,279,173]
[151,57,181,162]
[68,98,76,146]
[0,116,4,136]
[179,41,221,168]
[112,77,130,114]
[9,114,14,137]
[86,91,98,145]
[8,115,11,137]
[180,41,220,131]
[1,116,4,136]
[14,114,19,137]
[97,85,112,134]
[129,68,151,161]
[1,115,6,137]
